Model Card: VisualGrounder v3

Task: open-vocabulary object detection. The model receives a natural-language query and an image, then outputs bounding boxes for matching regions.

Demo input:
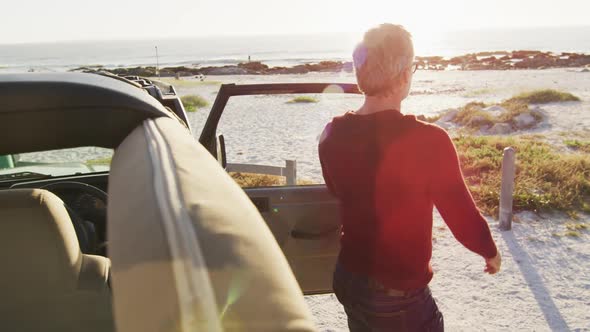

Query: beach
[179,69,590,182]
[173,68,589,331]
[9,66,589,330]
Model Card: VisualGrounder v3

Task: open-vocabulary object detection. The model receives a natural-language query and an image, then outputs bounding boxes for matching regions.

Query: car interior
[0,74,318,331]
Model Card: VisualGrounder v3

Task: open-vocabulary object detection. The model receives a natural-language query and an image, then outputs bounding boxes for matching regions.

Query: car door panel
[198,84,361,295]
[244,185,340,295]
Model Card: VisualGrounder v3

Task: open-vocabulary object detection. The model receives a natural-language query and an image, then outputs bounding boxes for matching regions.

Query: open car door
[199,83,361,294]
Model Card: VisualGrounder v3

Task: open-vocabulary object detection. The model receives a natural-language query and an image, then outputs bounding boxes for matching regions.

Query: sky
[3,0,590,44]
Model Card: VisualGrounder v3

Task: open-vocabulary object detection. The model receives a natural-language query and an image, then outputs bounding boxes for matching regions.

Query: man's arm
[318,122,338,197]
[429,128,498,262]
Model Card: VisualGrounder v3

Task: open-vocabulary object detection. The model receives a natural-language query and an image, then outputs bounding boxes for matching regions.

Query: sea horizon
[1,25,590,73]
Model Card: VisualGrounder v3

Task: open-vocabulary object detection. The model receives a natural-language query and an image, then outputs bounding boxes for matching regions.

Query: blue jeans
[333,262,444,332]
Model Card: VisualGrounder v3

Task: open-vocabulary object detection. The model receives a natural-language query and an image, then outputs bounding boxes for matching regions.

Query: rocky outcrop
[514,113,537,129]
[490,123,512,135]
[88,50,590,77]
[417,51,590,71]
[440,109,459,122]
[435,102,547,134]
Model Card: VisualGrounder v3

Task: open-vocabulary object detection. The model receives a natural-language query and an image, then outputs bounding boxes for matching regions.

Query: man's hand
[484,252,501,274]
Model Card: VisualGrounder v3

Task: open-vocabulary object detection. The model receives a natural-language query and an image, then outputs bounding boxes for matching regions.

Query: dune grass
[508,89,580,104]
[181,94,209,112]
[85,157,112,165]
[454,135,590,216]
[230,172,282,187]
[564,139,590,153]
[437,89,578,131]
[287,96,319,104]
[417,114,443,123]
[443,100,542,131]
[453,102,495,127]
[566,222,589,231]
[230,172,316,187]
[462,88,495,97]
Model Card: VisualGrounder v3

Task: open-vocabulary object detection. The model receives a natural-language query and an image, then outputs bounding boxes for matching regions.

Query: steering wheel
[40,181,108,255]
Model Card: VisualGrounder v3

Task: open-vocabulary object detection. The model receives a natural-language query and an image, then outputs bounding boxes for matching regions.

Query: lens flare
[323,84,344,94]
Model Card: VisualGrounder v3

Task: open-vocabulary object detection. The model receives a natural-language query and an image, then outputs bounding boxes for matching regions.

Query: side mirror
[216,134,227,169]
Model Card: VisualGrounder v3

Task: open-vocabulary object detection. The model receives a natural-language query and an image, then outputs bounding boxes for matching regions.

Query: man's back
[319,110,497,291]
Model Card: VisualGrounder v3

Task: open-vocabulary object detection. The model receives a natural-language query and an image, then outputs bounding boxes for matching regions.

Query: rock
[490,123,513,135]
[514,113,537,129]
[342,62,354,72]
[581,68,589,72]
[440,109,459,122]
[289,65,310,74]
[468,115,487,127]
[483,105,507,116]
[205,66,249,75]
[530,107,544,119]
[479,125,492,134]
[237,61,269,72]
[512,50,542,59]
[435,121,451,129]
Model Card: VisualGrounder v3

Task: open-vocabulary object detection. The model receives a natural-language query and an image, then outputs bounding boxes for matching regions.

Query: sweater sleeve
[430,128,498,258]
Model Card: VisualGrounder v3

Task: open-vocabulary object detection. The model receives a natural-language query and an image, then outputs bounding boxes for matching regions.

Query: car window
[217,93,364,187]
[0,147,113,177]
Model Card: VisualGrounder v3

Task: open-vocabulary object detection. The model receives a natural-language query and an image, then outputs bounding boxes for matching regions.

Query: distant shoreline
[72,50,590,77]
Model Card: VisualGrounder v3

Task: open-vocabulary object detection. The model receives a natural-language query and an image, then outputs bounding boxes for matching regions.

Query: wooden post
[285,160,297,186]
[499,147,516,230]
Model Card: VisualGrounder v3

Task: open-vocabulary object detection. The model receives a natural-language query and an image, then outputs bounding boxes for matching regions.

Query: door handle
[250,197,269,212]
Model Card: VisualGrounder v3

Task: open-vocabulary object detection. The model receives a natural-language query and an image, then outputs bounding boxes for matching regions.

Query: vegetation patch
[462,88,495,97]
[507,89,580,104]
[434,89,579,132]
[454,135,590,216]
[230,172,282,187]
[85,157,112,165]
[287,96,319,104]
[564,230,582,238]
[230,172,316,187]
[564,140,590,153]
[565,222,588,231]
[453,102,495,127]
[417,114,443,123]
[181,94,209,112]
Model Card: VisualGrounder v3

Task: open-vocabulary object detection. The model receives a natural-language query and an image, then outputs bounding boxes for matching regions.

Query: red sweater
[319,110,498,290]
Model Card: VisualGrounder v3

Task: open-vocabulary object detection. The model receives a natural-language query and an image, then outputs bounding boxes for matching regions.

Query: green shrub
[507,89,580,104]
[287,96,319,104]
[181,94,209,112]
[453,102,494,128]
[454,136,590,216]
[230,172,282,187]
[230,172,316,187]
[86,157,112,165]
[564,140,590,153]
[462,88,495,97]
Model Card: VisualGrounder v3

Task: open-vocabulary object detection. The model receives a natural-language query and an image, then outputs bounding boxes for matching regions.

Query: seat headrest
[0,189,82,297]
[108,118,315,332]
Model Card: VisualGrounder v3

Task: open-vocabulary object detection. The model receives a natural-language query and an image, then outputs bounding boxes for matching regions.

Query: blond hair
[353,24,414,96]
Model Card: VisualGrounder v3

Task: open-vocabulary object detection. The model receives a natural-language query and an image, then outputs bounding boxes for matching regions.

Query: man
[318,24,501,331]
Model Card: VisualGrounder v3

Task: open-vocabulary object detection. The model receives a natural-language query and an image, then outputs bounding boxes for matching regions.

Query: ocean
[1,26,589,73]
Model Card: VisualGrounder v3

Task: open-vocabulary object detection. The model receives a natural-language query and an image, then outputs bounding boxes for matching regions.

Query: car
[0,72,362,331]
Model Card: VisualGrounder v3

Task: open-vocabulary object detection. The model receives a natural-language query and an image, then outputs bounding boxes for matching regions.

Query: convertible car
[0,73,358,331]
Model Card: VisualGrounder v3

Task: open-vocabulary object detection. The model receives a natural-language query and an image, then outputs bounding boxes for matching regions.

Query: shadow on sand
[500,230,570,331]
